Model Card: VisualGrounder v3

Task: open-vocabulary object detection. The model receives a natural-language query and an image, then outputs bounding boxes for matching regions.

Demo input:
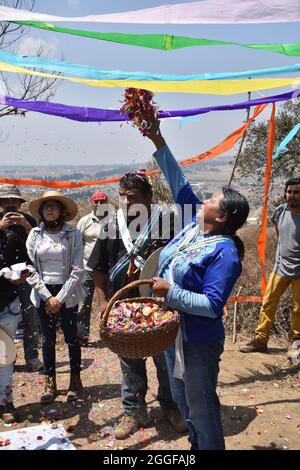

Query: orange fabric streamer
[181,104,267,166]
[0,104,267,189]
[257,103,276,295]
[0,176,121,189]
[228,296,262,303]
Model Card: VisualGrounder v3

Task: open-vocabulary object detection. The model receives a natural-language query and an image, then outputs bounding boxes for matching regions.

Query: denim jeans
[18,283,40,363]
[77,269,95,339]
[120,353,177,418]
[37,285,81,377]
[0,298,21,405]
[165,340,225,450]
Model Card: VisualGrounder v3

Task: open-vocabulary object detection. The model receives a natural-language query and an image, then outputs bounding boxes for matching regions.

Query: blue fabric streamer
[0,49,299,81]
[273,123,300,160]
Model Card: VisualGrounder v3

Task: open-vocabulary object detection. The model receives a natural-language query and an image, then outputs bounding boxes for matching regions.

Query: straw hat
[29,190,78,222]
[0,184,26,204]
[0,327,16,368]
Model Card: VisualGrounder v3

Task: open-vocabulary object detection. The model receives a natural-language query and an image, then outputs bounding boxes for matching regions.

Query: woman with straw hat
[26,190,84,404]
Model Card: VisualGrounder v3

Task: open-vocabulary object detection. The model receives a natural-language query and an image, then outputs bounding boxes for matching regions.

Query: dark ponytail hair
[230,234,246,261]
[219,187,250,260]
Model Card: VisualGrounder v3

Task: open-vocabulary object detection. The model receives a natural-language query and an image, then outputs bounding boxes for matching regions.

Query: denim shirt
[154,145,242,343]
[26,223,84,308]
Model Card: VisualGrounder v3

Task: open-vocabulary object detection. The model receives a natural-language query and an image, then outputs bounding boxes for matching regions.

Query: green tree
[146,157,173,205]
[237,100,300,183]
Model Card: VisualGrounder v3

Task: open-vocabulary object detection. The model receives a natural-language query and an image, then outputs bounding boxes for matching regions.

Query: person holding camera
[0,226,30,424]
[76,192,108,346]
[0,184,43,373]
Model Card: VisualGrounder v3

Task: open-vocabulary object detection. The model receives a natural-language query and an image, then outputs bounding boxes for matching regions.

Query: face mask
[42,215,65,228]
[95,206,104,217]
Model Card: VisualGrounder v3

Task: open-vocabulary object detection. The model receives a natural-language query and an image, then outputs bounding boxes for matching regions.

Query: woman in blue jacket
[145,120,249,450]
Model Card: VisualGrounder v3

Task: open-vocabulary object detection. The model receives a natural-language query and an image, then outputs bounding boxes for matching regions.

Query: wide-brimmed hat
[29,190,78,222]
[0,184,26,204]
[0,327,16,368]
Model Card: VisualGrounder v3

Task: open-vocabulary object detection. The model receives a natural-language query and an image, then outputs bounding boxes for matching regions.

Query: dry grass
[224,225,292,343]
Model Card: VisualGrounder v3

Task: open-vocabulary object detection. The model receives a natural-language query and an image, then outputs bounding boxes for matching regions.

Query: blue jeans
[0,298,21,405]
[120,353,177,418]
[165,340,225,450]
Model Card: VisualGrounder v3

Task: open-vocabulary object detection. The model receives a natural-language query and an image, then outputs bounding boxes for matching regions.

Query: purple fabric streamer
[0,91,296,122]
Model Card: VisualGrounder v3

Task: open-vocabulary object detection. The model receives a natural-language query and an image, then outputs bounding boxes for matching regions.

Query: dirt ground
[1,311,300,451]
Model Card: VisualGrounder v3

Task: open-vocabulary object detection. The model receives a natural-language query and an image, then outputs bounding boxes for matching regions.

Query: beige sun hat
[0,184,26,204]
[29,190,78,222]
[0,327,16,368]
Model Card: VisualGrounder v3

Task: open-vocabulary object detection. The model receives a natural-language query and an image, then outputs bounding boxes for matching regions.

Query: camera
[4,206,18,213]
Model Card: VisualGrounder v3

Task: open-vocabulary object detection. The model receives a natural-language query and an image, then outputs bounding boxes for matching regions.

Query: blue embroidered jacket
[154,145,242,343]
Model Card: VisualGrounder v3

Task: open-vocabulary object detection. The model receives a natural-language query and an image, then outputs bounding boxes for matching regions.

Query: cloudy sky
[0,0,299,166]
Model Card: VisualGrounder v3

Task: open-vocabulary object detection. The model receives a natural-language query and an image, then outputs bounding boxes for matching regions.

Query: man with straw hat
[27,190,84,404]
[0,184,43,373]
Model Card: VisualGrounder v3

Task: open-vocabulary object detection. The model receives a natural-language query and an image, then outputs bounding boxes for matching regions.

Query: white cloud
[17,36,60,58]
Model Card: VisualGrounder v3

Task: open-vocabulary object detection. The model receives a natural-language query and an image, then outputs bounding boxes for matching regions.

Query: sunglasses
[42,202,61,210]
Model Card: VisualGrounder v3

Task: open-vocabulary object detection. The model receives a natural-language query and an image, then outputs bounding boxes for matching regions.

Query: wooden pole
[233,286,243,344]
[228,79,251,188]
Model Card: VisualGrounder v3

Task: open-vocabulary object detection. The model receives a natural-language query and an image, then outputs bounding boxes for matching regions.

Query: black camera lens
[5,206,17,213]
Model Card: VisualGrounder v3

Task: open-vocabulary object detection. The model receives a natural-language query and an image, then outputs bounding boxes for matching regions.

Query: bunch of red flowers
[120,88,158,135]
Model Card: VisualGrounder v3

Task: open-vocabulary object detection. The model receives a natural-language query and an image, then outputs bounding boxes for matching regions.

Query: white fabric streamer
[0,1,299,24]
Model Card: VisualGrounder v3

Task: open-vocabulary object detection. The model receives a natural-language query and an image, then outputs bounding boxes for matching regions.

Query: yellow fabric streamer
[0,61,299,95]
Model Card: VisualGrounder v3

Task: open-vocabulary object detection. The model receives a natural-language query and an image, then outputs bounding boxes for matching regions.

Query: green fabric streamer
[13,20,300,56]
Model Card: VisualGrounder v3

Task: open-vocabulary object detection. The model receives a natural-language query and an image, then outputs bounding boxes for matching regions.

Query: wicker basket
[99,279,179,358]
